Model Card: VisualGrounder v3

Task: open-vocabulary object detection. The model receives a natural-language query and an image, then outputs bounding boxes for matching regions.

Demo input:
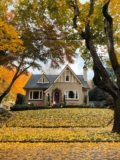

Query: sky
[29,55,94,80]
[80,0,89,3]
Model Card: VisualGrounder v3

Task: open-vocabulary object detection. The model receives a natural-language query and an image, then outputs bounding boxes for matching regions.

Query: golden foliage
[0,66,31,101]
[0,20,24,53]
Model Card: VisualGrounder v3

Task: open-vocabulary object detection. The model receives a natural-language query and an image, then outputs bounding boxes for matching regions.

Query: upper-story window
[66,75,69,81]
[37,75,49,83]
[65,70,70,82]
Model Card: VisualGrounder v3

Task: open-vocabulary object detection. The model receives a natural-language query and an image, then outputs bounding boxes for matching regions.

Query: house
[24,64,90,106]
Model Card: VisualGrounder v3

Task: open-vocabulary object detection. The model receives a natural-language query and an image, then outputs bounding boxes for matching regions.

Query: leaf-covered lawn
[1,108,114,128]
[0,108,119,142]
[0,142,120,160]
[0,108,120,159]
[0,126,120,141]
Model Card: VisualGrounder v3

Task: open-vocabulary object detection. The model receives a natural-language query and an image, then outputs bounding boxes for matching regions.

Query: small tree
[15,93,25,105]
[47,93,50,106]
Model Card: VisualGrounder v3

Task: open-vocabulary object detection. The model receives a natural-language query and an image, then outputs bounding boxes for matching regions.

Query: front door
[54,91,59,104]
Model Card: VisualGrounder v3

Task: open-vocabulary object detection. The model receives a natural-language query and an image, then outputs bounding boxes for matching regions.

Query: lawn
[0,108,120,142]
[0,108,120,159]
[1,108,114,128]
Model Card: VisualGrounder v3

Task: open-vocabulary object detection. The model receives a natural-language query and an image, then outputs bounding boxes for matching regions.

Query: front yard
[0,108,120,159]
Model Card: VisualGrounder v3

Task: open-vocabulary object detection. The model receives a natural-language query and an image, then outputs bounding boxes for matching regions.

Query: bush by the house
[10,104,49,111]
[10,103,91,111]
[62,104,90,108]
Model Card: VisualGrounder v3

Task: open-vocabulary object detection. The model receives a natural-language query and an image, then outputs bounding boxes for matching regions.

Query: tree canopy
[0,0,80,103]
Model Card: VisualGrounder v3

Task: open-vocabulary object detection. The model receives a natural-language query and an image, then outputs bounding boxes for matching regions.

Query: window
[29,90,43,100]
[65,90,78,100]
[37,76,49,83]
[66,76,69,81]
[65,70,70,82]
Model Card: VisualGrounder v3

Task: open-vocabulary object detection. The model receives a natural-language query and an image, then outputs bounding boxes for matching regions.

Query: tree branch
[102,0,120,88]
[70,0,80,28]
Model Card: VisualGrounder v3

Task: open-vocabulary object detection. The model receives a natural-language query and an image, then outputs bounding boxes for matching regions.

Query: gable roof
[54,64,82,84]
[24,64,90,90]
[24,75,58,89]
[24,74,90,90]
[77,75,90,89]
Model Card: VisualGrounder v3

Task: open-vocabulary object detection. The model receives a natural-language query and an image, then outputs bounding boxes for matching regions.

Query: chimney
[83,66,87,81]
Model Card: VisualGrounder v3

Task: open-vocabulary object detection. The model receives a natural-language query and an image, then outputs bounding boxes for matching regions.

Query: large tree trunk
[72,0,120,133]
[112,91,120,133]
[87,0,120,134]
[102,0,120,133]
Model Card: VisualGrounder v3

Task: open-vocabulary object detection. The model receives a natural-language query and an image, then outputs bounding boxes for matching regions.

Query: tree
[45,0,120,133]
[89,86,109,102]
[0,1,27,103]
[0,66,31,102]
[0,0,80,103]
[70,0,120,133]
[89,68,116,102]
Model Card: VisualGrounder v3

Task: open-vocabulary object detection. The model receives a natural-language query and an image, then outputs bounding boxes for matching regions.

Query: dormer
[37,74,49,84]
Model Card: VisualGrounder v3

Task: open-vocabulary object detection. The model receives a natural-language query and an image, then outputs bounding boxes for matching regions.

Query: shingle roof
[77,75,90,88]
[24,74,90,89]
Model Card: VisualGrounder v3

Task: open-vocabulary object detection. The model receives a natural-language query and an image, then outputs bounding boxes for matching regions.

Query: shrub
[10,104,50,111]
[15,93,25,104]
[89,87,109,101]
[0,108,12,119]
[63,104,90,108]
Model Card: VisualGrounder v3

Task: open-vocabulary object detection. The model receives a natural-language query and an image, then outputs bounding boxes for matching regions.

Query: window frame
[66,75,69,81]
[65,90,79,100]
[65,70,70,82]
[29,90,43,100]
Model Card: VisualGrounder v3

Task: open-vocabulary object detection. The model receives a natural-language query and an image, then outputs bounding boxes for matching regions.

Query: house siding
[25,89,45,106]
[45,81,83,105]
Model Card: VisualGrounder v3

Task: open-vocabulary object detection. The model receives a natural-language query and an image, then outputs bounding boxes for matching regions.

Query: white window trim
[65,90,79,100]
[29,90,43,100]
[37,76,49,84]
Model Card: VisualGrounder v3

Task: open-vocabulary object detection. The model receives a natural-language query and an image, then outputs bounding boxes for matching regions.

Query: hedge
[10,104,49,111]
[10,104,91,111]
